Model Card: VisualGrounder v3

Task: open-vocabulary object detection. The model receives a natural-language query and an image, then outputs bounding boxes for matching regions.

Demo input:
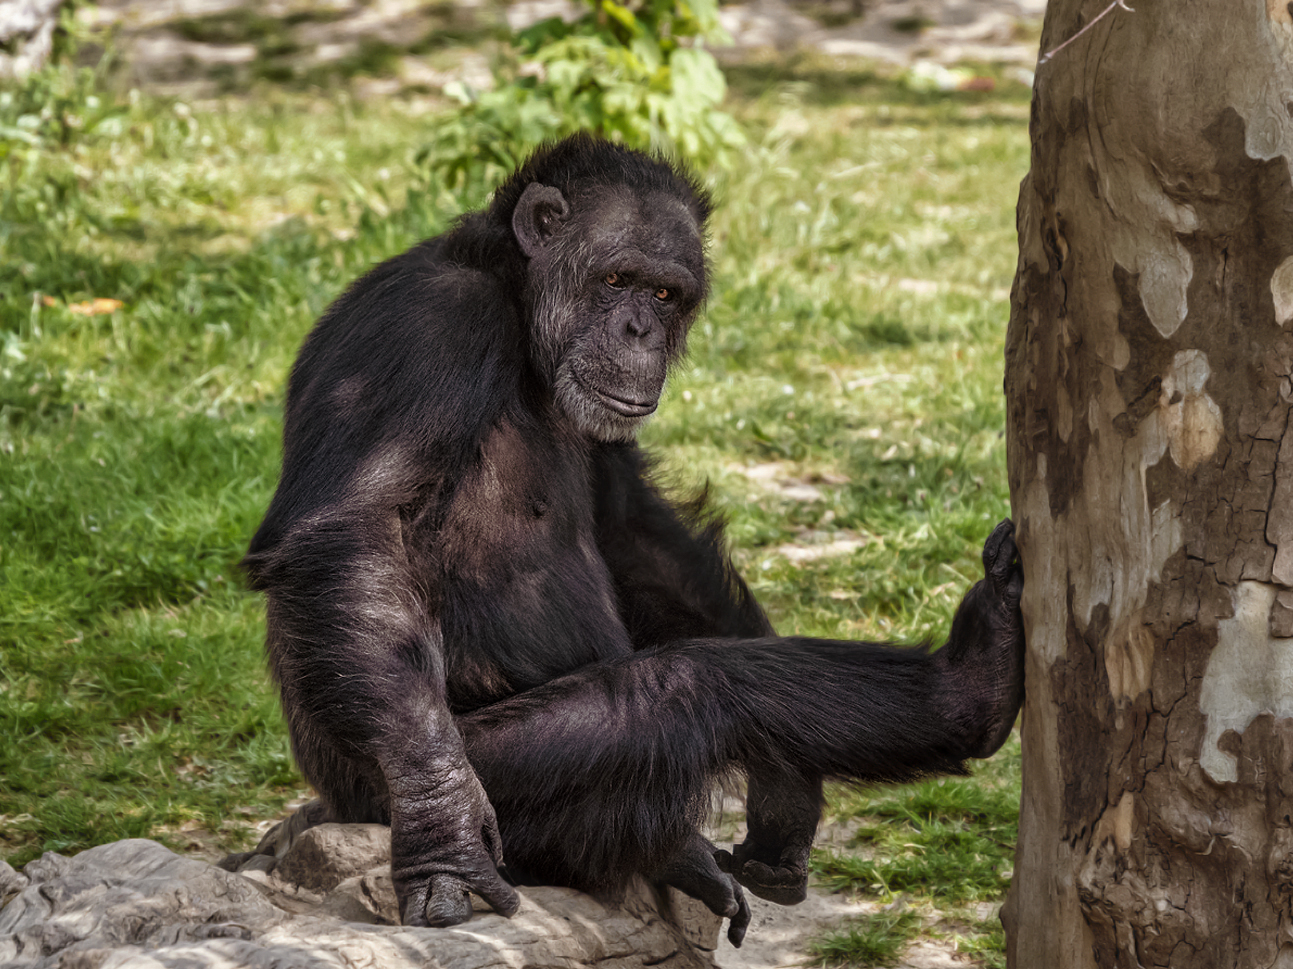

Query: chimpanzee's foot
[654,831,751,947]
[938,519,1025,759]
[715,769,822,907]
[217,798,335,872]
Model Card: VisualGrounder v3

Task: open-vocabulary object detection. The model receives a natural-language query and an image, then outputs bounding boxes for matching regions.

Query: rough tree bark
[1002,1,1293,966]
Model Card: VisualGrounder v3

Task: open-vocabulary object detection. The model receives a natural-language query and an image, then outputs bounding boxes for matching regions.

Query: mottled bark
[1003,1,1293,966]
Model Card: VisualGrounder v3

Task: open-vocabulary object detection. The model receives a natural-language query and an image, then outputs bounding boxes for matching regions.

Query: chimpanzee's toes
[654,833,752,946]
[949,519,1025,759]
[982,520,1019,591]
[732,860,809,905]
[715,843,810,905]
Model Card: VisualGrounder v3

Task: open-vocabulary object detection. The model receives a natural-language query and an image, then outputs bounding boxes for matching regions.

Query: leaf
[517,15,575,51]
[414,0,745,178]
[630,34,664,72]
[0,125,42,146]
[600,0,641,35]
[441,81,475,105]
[669,47,726,105]
[67,299,124,317]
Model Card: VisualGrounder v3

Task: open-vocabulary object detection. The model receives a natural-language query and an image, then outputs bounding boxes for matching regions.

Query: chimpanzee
[242,133,1024,946]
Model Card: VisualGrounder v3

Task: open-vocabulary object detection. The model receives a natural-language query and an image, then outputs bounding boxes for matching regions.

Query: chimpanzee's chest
[435,421,633,711]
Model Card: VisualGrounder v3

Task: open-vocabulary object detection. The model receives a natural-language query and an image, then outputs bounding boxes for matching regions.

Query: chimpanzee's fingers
[728,882,751,948]
[469,867,521,918]
[423,874,475,927]
[397,875,435,928]
[419,866,520,927]
[482,809,506,868]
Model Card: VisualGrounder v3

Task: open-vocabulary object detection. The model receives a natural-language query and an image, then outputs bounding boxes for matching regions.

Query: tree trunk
[1002,1,1293,966]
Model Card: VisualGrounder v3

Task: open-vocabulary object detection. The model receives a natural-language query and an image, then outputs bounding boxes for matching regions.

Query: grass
[809,908,923,966]
[814,739,1020,904]
[805,737,1019,966]
[1,54,1028,965]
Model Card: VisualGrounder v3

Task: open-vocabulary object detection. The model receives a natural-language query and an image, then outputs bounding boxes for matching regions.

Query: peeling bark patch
[1273,589,1293,638]
[1272,256,1293,326]
[1271,415,1293,585]
[1053,600,1115,832]
[1113,264,1176,437]
[1266,0,1293,70]
[1199,581,1293,784]
[1106,619,1154,701]
[1161,350,1224,470]
[1078,793,1135,887]
[1139,238,1194,338]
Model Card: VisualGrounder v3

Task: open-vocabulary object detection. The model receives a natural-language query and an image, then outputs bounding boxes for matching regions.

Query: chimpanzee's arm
[248,504,519,927]
[244,255,523,928]
[592,443,774,647]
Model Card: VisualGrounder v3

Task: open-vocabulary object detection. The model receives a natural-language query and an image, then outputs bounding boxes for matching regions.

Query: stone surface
[68,0,1044,98]
[0,829,720,969]
[0,0,62,78]
[717,0,1045,66]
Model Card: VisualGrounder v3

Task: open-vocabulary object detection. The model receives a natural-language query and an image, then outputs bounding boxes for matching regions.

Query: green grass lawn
[1,57,1028,966]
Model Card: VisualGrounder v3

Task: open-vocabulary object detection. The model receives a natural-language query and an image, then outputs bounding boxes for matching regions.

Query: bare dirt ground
[707,799,999,969]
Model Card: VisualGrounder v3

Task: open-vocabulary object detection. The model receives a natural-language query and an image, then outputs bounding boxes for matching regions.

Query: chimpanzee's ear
[512,183,570,258]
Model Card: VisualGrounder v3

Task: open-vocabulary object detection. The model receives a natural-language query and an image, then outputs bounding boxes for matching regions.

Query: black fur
[244,134,1025,944]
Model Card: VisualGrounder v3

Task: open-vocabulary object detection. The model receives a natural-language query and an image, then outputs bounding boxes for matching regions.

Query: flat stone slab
[0,829,720,969]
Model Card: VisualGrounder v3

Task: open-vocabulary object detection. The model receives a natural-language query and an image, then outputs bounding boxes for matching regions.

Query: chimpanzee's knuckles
[423,874,476,927]
[982,521,1023,603]
[392,838,520,927]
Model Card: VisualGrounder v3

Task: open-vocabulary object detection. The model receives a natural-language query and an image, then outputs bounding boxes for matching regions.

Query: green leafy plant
[0,62,126,154]
[416,0,744,190]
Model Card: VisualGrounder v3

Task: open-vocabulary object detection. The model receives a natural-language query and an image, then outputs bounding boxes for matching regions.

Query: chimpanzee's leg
[719,519,1025,902]
[458,520,1024,919]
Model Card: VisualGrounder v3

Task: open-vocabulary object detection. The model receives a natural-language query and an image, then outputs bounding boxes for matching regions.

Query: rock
[0,831,721,969]
[267,822,391,894]
[0,0,62,78]
[0,860,28,905]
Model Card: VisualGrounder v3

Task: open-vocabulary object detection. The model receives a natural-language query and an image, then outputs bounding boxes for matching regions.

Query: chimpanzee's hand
[715,769,821,908]
[938,518,1025,759]
[654,831,752,947]
[388,757,520,928]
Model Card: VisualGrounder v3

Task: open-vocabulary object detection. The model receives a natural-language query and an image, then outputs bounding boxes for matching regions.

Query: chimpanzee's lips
[595,388,658,418]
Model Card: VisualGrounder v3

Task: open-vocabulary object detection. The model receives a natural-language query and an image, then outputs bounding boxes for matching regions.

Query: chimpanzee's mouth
[595,389,658,418]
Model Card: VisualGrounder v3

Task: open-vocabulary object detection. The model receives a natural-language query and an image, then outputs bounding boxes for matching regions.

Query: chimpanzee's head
[496,136,711,442]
